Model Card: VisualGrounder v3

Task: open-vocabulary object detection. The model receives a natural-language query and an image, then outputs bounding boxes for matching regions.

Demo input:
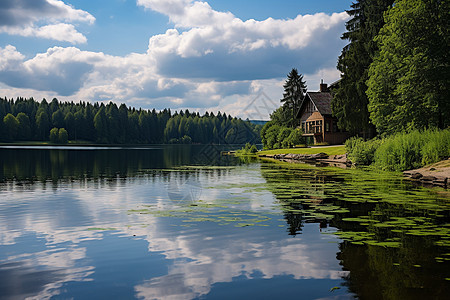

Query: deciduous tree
[367,0,450,135]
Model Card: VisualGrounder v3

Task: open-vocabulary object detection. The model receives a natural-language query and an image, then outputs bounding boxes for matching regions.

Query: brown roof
[307,92,333,115]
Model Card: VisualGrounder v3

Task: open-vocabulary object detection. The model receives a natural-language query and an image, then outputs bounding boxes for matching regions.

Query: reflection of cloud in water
[0,247,94,300]
[0,168,348,299]
[131,223,347,300]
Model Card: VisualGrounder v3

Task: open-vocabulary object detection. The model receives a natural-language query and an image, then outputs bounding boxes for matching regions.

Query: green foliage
[238,143,259,155]
[421,130,450,165]
[262,123,281,149]
[3,113,19,141]
[280,68,307,128]
[333,0,394,134]
[0,97,261,145]
[49,128,59,143]
[58,128,68,144]
[36,110,50,140]
[346,129,450,171]
[367,0,450,135]
[261,123,304,149]
[16,112,31,141]
[285,129,304,148]
[52,109,64,128]
[277,127,293,149]
[269,106,292,128]
[346,136,382,166]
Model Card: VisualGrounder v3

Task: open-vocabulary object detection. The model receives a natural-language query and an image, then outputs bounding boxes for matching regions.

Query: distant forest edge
[0,97,262,145]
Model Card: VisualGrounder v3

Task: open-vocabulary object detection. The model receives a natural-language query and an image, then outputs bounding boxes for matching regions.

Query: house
[296,81,350,145]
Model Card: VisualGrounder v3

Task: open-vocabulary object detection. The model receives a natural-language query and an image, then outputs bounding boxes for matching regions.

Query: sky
[0,0,352,119]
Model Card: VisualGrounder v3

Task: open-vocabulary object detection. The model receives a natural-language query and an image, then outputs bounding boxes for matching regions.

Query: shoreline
[256,147,449,189]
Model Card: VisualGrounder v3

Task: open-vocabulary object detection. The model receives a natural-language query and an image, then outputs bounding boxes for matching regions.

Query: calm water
[0,146,449,299]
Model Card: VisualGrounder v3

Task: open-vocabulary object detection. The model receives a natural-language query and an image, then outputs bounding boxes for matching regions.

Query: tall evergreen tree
[332,0,394,136]
[280,68,307,128]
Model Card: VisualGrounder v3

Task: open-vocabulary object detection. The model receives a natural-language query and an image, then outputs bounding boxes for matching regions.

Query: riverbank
[257,145,349,168]
[258,145,346,156]
[257,145,448,188]
[403,159,450,188]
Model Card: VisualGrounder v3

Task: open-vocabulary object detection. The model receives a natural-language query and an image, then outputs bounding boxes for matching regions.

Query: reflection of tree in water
[284,209,303,236]
[260,163,337,236]
[338,240,450,300]
[0,146,239,185]
[260,161,450,299]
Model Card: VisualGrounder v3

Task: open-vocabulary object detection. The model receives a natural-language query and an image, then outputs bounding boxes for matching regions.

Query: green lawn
[259,145,346,156]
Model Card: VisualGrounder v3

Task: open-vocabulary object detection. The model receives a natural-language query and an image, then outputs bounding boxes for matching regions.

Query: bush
[285,129,304,148]
[278,127,293,149]
[346,136,381,166]
[262,124,304,149]
[374,130,424,171]
[346,129,450,171]
[421,129,450,165]
[237,143,259,155]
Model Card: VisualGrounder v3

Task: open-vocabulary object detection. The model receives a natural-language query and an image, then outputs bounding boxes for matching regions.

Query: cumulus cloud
[142,0,348,81]
[0,0,94,43]
[0,0,348,116]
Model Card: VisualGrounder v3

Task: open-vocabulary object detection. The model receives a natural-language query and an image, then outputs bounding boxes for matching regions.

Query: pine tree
[332,0,394,136]
[280,68,307,128]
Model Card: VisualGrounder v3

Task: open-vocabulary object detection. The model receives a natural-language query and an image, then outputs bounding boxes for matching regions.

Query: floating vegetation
[86,227,116,231]
[259,160,450,250]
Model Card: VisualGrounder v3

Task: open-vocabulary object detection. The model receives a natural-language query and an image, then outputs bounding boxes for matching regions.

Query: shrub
[374,130,425,171]
[421,129,450,165]
[237,143,259,155]
[346,136,381,166]
[277,127,293,149]
[346,129,450,171]
[285,129,304,148]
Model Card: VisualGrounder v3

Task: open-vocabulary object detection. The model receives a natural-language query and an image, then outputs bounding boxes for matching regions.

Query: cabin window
[325,121,330,132]
[301,121,305,132]
[316,120,323,133]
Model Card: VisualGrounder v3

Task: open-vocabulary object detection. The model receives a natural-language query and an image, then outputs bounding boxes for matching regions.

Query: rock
[433,177,448,184]
[410,173,423,179]
[310,152,329,159]
[421,176,436,182]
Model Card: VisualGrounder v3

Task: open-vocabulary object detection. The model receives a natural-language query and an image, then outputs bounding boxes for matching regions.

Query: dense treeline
[333,0,449,136]
[0,97,261,144]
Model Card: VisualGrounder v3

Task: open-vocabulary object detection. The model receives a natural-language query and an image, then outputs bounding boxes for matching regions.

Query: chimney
[319,79,328,92]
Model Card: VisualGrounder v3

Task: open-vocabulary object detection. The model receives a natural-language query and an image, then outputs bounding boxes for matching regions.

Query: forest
[0,97,261,145]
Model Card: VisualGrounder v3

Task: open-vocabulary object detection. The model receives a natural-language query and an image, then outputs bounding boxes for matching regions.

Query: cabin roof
[305,92,333,115]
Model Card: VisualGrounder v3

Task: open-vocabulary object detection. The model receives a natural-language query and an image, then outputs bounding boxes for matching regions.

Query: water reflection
[260,160,450,299]
[0,145,239,184]
[0,148,354,299]
[4,148,447,299]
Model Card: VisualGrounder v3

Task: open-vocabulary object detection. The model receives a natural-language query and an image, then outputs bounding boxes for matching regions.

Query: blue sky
[0,0,351,119]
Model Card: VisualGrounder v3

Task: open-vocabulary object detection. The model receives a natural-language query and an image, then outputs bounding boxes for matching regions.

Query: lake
[0,145,449,299]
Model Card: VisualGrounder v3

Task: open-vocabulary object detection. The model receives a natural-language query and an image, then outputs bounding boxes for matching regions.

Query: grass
[346,129,450,171]
[258,145,346,156]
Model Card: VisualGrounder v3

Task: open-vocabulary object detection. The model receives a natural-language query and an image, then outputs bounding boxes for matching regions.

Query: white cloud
[0,0,348,114]
[0,0,94,43]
